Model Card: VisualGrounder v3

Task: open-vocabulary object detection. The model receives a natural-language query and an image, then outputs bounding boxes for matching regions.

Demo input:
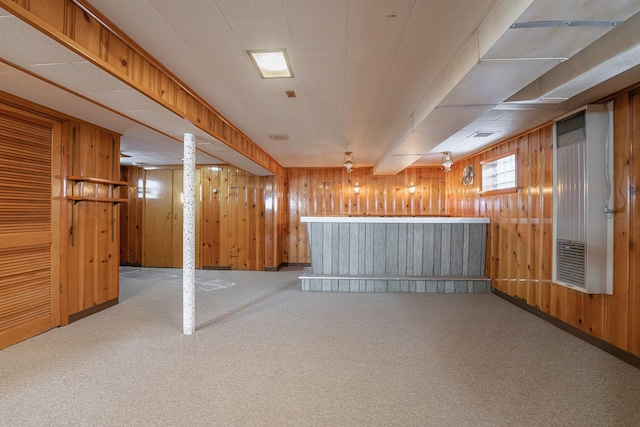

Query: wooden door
[171,171,183,267]
[143,169,201,268]
[0,107,60,350]
[143,169,173,267]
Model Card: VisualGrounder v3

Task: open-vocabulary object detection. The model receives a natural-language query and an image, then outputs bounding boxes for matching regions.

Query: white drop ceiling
[1,0,640,175]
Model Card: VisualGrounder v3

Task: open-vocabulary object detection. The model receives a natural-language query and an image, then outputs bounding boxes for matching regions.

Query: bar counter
[299,216,490,293]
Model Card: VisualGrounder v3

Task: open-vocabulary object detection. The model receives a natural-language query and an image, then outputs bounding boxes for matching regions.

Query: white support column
[183,133,196,335]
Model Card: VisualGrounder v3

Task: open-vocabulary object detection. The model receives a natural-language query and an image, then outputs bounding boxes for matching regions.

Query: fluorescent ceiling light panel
[247,49,293,79]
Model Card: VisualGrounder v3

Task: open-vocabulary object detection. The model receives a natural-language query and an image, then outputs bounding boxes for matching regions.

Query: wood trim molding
[67,298,118,324]
[0,0,283,175]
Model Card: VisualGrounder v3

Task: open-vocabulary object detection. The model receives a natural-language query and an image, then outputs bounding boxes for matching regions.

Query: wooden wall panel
[446,89,640,357]
[201,166,220,267]
[630,90,640,355]
[264,175,278,269]
[218,166,232,268]
[63,122,121,320]
[604,93,632,349]
[283,167,446,264]
[127,165,267,271]
[119,166,143,265]
[222,167,266,270]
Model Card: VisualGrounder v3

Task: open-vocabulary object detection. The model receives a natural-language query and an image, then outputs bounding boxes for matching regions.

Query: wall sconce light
[441,151,454,172]
[343,152,355,173]
[408,183,416,195]
[353,183,360,195]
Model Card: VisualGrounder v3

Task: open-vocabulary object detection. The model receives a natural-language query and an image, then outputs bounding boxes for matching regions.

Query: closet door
[143,168,201,268]
[143,169,174,267]
[0,108,60,350]
[171,171,183,268]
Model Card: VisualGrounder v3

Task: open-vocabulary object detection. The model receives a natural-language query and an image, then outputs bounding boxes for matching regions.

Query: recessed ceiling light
[247,49,294,79]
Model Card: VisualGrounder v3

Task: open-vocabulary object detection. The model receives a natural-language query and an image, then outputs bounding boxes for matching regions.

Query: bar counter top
[301,216,489,224]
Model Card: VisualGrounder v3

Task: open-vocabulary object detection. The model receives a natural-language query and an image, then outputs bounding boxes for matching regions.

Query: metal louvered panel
[556,138,586,242]
[552,104,614,295]
[556,239,586,288]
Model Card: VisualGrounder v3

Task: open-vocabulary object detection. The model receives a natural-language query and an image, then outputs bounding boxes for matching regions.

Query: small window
[480,152,517,194]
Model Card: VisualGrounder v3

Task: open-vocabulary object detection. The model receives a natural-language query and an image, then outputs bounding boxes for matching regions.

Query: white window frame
[480,151,517,195]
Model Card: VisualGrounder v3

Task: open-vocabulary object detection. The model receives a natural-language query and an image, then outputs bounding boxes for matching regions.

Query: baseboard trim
[68,298,118,324]
[492,288,640,370]
[202,265,232,270]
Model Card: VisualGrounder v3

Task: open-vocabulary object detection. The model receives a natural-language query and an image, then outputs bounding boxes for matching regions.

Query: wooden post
[183,133,196,335]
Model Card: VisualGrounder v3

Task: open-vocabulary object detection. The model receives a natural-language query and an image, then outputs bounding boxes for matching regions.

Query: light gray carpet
[1,267,639,426]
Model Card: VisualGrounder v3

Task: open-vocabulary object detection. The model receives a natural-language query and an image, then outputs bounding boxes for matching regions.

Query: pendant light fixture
[343,152,355,173]
[441,151,454,172]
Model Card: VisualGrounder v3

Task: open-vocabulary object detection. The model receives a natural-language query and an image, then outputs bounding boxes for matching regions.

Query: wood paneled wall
[62,122,122,322]
[283,167,445,264]
[121,164,280,271]
[119,166,144,266]
[264,174,282,269]
[446,127,553,309]
[446,91,640,357]
[201,166,265,270]
[1,91,121,334]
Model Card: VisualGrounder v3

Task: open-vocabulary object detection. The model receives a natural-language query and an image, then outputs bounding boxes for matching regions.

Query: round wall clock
[462,165,474,185]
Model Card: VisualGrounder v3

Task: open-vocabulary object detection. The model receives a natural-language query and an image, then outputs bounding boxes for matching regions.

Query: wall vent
[555,240,586,287]
[552,104,614,294]
[268,134,291,141]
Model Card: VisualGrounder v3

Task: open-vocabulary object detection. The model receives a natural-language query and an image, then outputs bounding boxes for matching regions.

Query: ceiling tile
[288,19,347,56]
[296,55,346,81]
[230,22,293,50]
[225,82,271,104]
[346,54,394,82]
[304,80,344,100]
[0,17,79,65]
[149,0,226,28]
[242,101,288,133]
[176,25,245,61]
[282,0,347,21]
[347,16,410,55]
[204,58,261,84]
[27,63,116,94]
[73,61,131,90]
[347,0,415,18]
[398,17,472,56]
[214,0,285,24]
